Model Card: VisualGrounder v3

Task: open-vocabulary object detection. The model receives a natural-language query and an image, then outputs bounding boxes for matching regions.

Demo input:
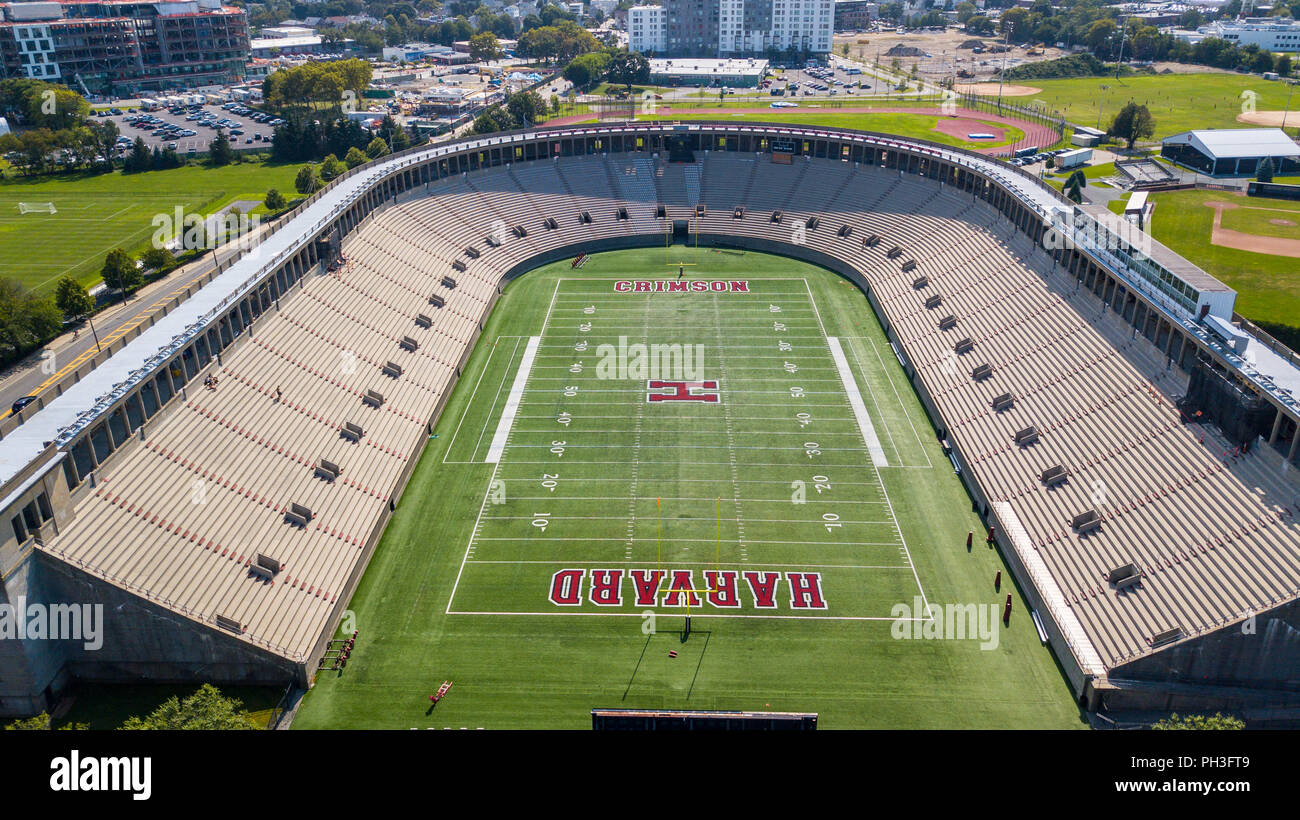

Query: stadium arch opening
[1,122,1299,720]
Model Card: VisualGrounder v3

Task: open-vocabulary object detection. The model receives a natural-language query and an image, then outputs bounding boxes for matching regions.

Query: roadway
[0,252,234,420]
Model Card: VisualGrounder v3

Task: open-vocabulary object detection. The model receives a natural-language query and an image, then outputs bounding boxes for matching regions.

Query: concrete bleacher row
[44,150,1300,670]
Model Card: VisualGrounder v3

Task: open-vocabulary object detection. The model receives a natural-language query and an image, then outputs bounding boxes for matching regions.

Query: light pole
[1114,18,1127,82]
[996,22,1013,113]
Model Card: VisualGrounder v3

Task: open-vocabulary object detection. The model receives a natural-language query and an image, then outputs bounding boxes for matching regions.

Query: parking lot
[96,101,282,157]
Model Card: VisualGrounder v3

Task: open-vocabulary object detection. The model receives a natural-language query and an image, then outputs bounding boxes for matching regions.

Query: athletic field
[0,162,300,292]
[293,248,1083,729]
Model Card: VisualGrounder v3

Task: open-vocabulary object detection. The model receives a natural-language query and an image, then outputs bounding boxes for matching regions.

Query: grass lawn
[992,73,1300,138]
[0,160,301,292]
[1145,188,1300,345]
[1217,198,1300,241]
[292,248,1083,729]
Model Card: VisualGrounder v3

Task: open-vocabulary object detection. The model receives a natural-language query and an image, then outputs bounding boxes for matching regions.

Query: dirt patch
[1269,218,1296,227]
[1204,200,1300,258]
[954,83,1041,96]
[1235,110,1300,127]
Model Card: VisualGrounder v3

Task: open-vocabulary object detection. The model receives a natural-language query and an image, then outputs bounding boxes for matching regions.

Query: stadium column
[1290,430,1299,463]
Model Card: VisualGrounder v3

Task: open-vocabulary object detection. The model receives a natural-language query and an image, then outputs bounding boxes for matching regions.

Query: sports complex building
[1,122,1300,720]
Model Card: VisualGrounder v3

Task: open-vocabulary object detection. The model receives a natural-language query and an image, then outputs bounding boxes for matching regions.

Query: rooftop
[1166,128,1300,160]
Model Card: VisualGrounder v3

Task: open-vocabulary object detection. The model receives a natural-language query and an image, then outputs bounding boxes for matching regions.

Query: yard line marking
[471,537,905,546]
[445,461,501,616]
[843,334,903,467]
[444,334,505,463]
[826,336,888,468]
[864,335,934,469]
[469,336,522,462]
[485,335,540,462]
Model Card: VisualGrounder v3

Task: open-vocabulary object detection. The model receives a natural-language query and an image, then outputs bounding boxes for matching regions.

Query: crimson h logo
[646,380,720,403]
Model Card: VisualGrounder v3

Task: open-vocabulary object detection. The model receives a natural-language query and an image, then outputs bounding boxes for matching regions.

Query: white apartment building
[629,4,666,53]
[629,0,832,58]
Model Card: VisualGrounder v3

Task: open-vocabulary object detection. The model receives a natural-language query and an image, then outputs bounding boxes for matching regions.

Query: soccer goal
[18,202,57,215]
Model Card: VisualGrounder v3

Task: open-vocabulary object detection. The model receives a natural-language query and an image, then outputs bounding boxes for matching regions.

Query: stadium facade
[0,0,249,94]
[1,122,1299,719]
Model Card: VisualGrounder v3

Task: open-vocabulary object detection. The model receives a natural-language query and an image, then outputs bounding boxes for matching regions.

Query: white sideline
[826,337,888,468]
[485,336,541,463]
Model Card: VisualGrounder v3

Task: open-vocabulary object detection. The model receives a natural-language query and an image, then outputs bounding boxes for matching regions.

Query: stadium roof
[1163,128,1300,160]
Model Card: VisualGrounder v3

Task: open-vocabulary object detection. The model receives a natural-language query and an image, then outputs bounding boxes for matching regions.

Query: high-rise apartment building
[628,0,832,58]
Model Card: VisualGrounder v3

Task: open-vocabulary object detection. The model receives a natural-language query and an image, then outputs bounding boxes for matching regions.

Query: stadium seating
[45,150,1300,669]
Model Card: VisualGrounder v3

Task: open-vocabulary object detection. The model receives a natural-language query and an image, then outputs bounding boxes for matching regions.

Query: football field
[445,276,926,622]
[293,249,1084,729]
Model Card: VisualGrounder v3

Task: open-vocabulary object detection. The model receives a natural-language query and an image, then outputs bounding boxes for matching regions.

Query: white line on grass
[826,337,888,468]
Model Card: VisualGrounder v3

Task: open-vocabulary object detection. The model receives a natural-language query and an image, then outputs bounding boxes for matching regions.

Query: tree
[208,129,235,166]
[295,164,322,195]
[1108,101,1155,150]
[0,279,63,363]
[140,247,173,273]
[1064,169,1086,203]
[505,91,545,128]
[1153,713,1245,730]
[120,684,257,730]
[265,188,288,212]
[88,120,120,171]
[563,50,612,89]
[469,31,503,62]
[955,1,976,23]
[606,51,651,96]
[365,136,390,159]
[1257,156,1276,183]
[125,136,151,173]
[4,712,86,730]
[344,146,369,168]
[965,14,994,35]
[319,153,346,180]
[54,276,92,320]
[100,249,140,300]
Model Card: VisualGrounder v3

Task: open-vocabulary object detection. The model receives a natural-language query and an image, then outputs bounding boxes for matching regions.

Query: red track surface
[544,105,1055,156]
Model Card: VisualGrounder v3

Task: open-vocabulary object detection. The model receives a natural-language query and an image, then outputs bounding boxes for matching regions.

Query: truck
[1053,147,1093,170]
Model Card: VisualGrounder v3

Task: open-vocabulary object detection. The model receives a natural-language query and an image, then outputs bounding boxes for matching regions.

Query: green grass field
[1138,189,1300,347]
[293,248,1083,729]
[0,160,300,292]
[1001,73,1300,139]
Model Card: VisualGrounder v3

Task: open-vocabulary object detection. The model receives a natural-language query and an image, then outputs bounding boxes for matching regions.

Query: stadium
[1,121,1299,726]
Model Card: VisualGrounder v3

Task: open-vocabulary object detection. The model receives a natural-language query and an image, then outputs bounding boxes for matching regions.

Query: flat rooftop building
[648,57,769,87]
[1162,128,1300,177]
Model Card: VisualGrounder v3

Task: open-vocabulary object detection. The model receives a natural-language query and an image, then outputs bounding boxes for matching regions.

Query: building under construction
[0,0,249,95]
